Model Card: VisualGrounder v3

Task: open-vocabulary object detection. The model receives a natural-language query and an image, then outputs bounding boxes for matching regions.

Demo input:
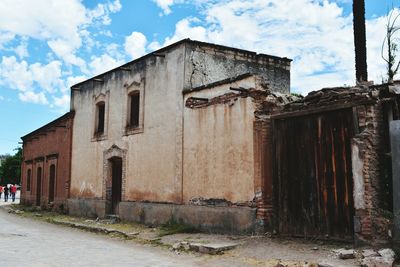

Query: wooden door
[273,109,354,239]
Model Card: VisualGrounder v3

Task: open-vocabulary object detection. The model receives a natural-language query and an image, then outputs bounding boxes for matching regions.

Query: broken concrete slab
[378,248,395,260]
[361,249,379,258]
[333,248,355,259]
[361,256,394,267]
[359,248,395,267]
[188,242,238,254]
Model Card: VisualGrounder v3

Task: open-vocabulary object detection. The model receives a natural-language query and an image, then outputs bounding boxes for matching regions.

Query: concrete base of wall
[67,198,257,234]
[67,199,106,218]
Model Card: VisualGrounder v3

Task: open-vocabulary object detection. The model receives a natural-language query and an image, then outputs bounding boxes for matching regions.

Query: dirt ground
[2,204,389,266]
[161,233,359,266]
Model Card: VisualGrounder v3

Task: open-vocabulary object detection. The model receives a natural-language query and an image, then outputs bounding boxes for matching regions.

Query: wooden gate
[273,109,355,239]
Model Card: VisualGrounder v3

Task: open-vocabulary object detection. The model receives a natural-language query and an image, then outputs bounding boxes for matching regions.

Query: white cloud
[88,0,122,25]
[89,54,124,75]
[0,31,15,49]
[0,56,64,95]
[30,61,63,93]
[0,95,4,101]
[153,0,175,15]
[19,91,48,105]
[156,0,394,94]
[14,40,29,59]
[124,32,147,59]
[0,0,122,69]
[47,39,86,68]
[148,41,162,51]
[0,56,33,91]
[66,75,87,89]
[52,94,70,110]
[0,0,124,110]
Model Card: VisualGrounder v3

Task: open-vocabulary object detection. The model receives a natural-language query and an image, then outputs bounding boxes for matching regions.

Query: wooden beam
[271,99,376,120]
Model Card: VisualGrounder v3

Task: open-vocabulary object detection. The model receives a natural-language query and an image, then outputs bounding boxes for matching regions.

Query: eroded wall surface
[183,76,256,204]
[183,42,290,94]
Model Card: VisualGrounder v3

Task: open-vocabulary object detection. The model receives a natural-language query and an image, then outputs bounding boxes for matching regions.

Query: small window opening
[129,92,140,128]
[49,164,56,203]
[96,102,105,134]
[27,169,31,191]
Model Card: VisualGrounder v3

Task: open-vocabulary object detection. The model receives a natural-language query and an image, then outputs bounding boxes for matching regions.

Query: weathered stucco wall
[183,76,256,204]
[70,43,186,203]
[183,42,291,94]
[68,40,291,233]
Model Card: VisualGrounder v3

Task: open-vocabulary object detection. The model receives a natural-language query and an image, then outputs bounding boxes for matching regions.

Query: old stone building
[19,38,400,245]
[20,112,74,210]
[67,39,291,233]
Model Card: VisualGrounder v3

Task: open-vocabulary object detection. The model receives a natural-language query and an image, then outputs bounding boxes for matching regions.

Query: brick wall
[21,113,74,211]
[353,102,392,244]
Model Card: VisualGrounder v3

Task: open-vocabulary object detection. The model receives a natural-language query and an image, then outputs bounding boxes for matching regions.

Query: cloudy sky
[0,0,397,154]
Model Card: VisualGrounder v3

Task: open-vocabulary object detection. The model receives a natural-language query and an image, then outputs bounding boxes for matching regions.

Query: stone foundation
[67,199,257,234]
[67,199,106,218]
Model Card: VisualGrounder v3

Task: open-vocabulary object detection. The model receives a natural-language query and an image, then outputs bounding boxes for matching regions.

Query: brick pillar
[353,104,391,245]
[254,119,274,231]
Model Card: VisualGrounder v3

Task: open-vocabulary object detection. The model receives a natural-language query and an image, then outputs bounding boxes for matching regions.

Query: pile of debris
[333,248,395,267]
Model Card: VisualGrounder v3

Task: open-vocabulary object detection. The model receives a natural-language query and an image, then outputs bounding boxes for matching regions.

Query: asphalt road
[0,208,209,267]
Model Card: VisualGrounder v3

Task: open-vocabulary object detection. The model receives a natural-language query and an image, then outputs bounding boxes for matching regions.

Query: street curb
[49,219,132,238]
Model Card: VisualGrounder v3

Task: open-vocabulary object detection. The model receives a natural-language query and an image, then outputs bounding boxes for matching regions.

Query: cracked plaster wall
[183,44,290,94]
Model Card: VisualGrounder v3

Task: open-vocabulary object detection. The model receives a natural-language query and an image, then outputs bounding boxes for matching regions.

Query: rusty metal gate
[273,108,354,239]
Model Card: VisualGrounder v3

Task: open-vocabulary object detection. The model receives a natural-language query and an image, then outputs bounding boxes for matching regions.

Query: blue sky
[0,0,397,154]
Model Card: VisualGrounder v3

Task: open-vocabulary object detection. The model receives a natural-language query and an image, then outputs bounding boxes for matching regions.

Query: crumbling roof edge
[188,39,292,62]
[271,99,376,120]
[21,111,75,141]
[183,73,254,94]
[71,39,292,90]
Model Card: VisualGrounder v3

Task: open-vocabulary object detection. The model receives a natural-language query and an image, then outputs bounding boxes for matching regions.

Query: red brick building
[21,112,74,210]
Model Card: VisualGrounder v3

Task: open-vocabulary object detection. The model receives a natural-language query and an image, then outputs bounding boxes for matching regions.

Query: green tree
[0,148,22,185]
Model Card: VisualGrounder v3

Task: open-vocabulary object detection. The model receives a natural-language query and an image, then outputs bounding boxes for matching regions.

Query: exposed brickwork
[263,84,399,243]
[353,102,392,243]
[253,120,274,229]
[21,112,74,211]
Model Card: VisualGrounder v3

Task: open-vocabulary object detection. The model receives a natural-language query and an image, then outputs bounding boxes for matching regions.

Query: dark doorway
[49,164,56,203]
[110,157,122,214]
[273,109,355,239]
[36,167,42,206]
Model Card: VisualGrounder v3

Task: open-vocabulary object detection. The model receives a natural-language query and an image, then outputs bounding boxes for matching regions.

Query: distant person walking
[10,184,17,202]
[3,185,8,202]
[0,185,3,200]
